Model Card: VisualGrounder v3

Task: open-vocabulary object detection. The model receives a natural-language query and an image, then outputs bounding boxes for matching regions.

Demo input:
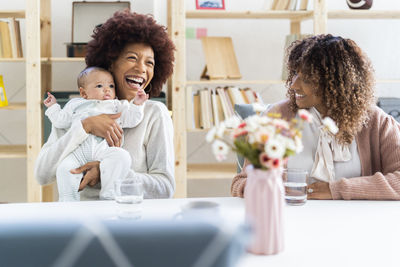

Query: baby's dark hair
[77,66,111,88]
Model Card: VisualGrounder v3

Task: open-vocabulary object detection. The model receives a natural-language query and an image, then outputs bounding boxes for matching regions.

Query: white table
[1,198,399,267]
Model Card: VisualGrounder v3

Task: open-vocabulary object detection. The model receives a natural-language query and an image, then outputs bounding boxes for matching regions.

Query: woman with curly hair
[35,10,176,199]
[231,34,400,200]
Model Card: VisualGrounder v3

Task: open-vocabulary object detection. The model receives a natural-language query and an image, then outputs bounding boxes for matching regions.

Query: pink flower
[268,158,281,169]
[259,152,270,168]
[298,109,313,122]
[233,129,248,139]
[238,122,247,129]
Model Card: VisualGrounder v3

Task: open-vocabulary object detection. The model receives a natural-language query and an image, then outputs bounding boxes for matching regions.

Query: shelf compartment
[328,10,400,19]
[0,145,26,158]
[0,10,25,18]
[187,163,237,180]
[0,103,25,110]
[186,10,313,20]
[186,79,285,85]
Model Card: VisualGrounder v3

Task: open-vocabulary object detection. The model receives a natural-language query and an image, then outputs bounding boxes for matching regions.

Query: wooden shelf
[44,57,85,62]
[0,10,25,18]
[0,145,26,158]
[186,10,313,20]
[187,79,400,85]
[0,57,85,63]
[187,79,285,85]
[328,10,400,19]
[0,58,24,62]
[187,163,237,180]
[0,103,25,110]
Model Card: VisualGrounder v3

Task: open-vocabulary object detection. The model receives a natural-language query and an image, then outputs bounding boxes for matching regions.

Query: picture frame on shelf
[196,0,225,10]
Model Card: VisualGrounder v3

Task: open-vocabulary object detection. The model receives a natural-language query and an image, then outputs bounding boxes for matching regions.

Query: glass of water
[114,178,144,219]
[283,169,308,206]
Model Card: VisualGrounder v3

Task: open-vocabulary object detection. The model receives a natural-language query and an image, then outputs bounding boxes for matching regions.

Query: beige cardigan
[231,100,400,200]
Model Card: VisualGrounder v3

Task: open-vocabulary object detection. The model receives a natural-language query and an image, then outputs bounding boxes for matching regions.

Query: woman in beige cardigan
[232,34,400,200]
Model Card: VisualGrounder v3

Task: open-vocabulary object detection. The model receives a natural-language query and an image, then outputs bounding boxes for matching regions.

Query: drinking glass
[114,178,144,219]
[282,169,308,206]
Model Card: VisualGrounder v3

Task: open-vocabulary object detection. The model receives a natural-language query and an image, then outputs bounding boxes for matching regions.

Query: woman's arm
[130,103,175,198]
[330,109,400,200]
[231,159,250,198]
[34,113,124,185]
[34,120,89,185]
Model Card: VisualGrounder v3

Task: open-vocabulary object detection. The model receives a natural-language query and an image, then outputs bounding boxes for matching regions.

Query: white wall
[1,0,399,202]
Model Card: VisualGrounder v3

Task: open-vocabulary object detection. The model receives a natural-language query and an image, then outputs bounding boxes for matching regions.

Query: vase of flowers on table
[206,104,313,255]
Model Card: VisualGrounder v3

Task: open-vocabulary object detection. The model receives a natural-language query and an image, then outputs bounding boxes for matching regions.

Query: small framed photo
[196,0,225,10]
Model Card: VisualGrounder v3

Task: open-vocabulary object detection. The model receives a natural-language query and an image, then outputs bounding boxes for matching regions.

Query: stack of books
[186,86,264,130]
[0,18,23,58]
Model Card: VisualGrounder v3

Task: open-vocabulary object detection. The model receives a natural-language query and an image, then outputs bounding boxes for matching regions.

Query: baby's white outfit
[45,97,144,201]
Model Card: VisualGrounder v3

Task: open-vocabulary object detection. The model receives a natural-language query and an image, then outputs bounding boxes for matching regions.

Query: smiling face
[110,43,155,101]
[290,72,326,115]
[79,70,116,100]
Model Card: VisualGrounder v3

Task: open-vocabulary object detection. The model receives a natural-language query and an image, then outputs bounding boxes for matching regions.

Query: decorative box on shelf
[66,1,130,57]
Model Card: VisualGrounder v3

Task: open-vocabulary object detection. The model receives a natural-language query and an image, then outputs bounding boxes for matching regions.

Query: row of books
[186,86,264,130]
[270,0,309,11]
[0,18,23,58]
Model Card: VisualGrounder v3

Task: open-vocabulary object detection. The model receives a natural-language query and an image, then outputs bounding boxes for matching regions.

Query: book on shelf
[193,92,201,129]
[299,0,309,10]
[270,0,307,10]
[186,86,195,130]
[0,21,12,58]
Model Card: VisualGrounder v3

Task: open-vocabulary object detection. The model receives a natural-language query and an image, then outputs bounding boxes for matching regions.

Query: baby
[44,66,148,201]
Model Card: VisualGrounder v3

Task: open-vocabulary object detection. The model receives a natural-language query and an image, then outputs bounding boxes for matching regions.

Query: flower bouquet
[206,104,313,169]
[206,104,339,255]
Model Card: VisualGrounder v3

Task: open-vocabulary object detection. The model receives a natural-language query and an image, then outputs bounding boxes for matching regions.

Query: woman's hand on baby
[82,113,123,147]
[44,92,57,107]
[133,90,149,105]
[307,182,333,200]
[70,161,101,191]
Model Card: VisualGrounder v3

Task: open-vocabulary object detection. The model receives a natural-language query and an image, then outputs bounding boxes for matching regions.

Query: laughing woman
[35,11,176,200]
[232,34,400,200]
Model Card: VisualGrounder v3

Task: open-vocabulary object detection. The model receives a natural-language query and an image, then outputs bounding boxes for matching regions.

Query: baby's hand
[133,90,149,105]
[44,92,57,107]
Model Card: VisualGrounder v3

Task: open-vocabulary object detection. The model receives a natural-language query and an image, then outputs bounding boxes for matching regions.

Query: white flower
[322,117,339,135]
[252,103,267,113]
[216,122,226,138]
[225,116,241,129]
[298,109,313,122]
[272,118,289,130]
[212,140,229,162]
[264,138,286,159]
[294,135,303,153]
[245,115,260,132]
[206,127,217,143]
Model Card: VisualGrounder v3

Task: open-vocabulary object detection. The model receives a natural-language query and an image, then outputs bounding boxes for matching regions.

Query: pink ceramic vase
[244,165,285,255]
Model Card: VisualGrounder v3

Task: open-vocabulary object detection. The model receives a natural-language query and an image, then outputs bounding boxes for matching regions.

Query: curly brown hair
[285,34,375,144]
[85,10,175,97]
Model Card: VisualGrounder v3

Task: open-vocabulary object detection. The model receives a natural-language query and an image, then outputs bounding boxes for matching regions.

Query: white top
[35,100,175,199]
[288,108,361,182]
[45,97,144,129]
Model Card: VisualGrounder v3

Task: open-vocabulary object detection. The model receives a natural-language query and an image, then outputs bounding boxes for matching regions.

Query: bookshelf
[168,0,400,197]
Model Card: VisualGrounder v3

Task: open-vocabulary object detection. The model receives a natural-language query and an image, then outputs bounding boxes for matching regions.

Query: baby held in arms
[43,66,148,201]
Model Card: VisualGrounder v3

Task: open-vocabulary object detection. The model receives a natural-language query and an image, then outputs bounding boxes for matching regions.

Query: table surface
[1,198,399,267]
